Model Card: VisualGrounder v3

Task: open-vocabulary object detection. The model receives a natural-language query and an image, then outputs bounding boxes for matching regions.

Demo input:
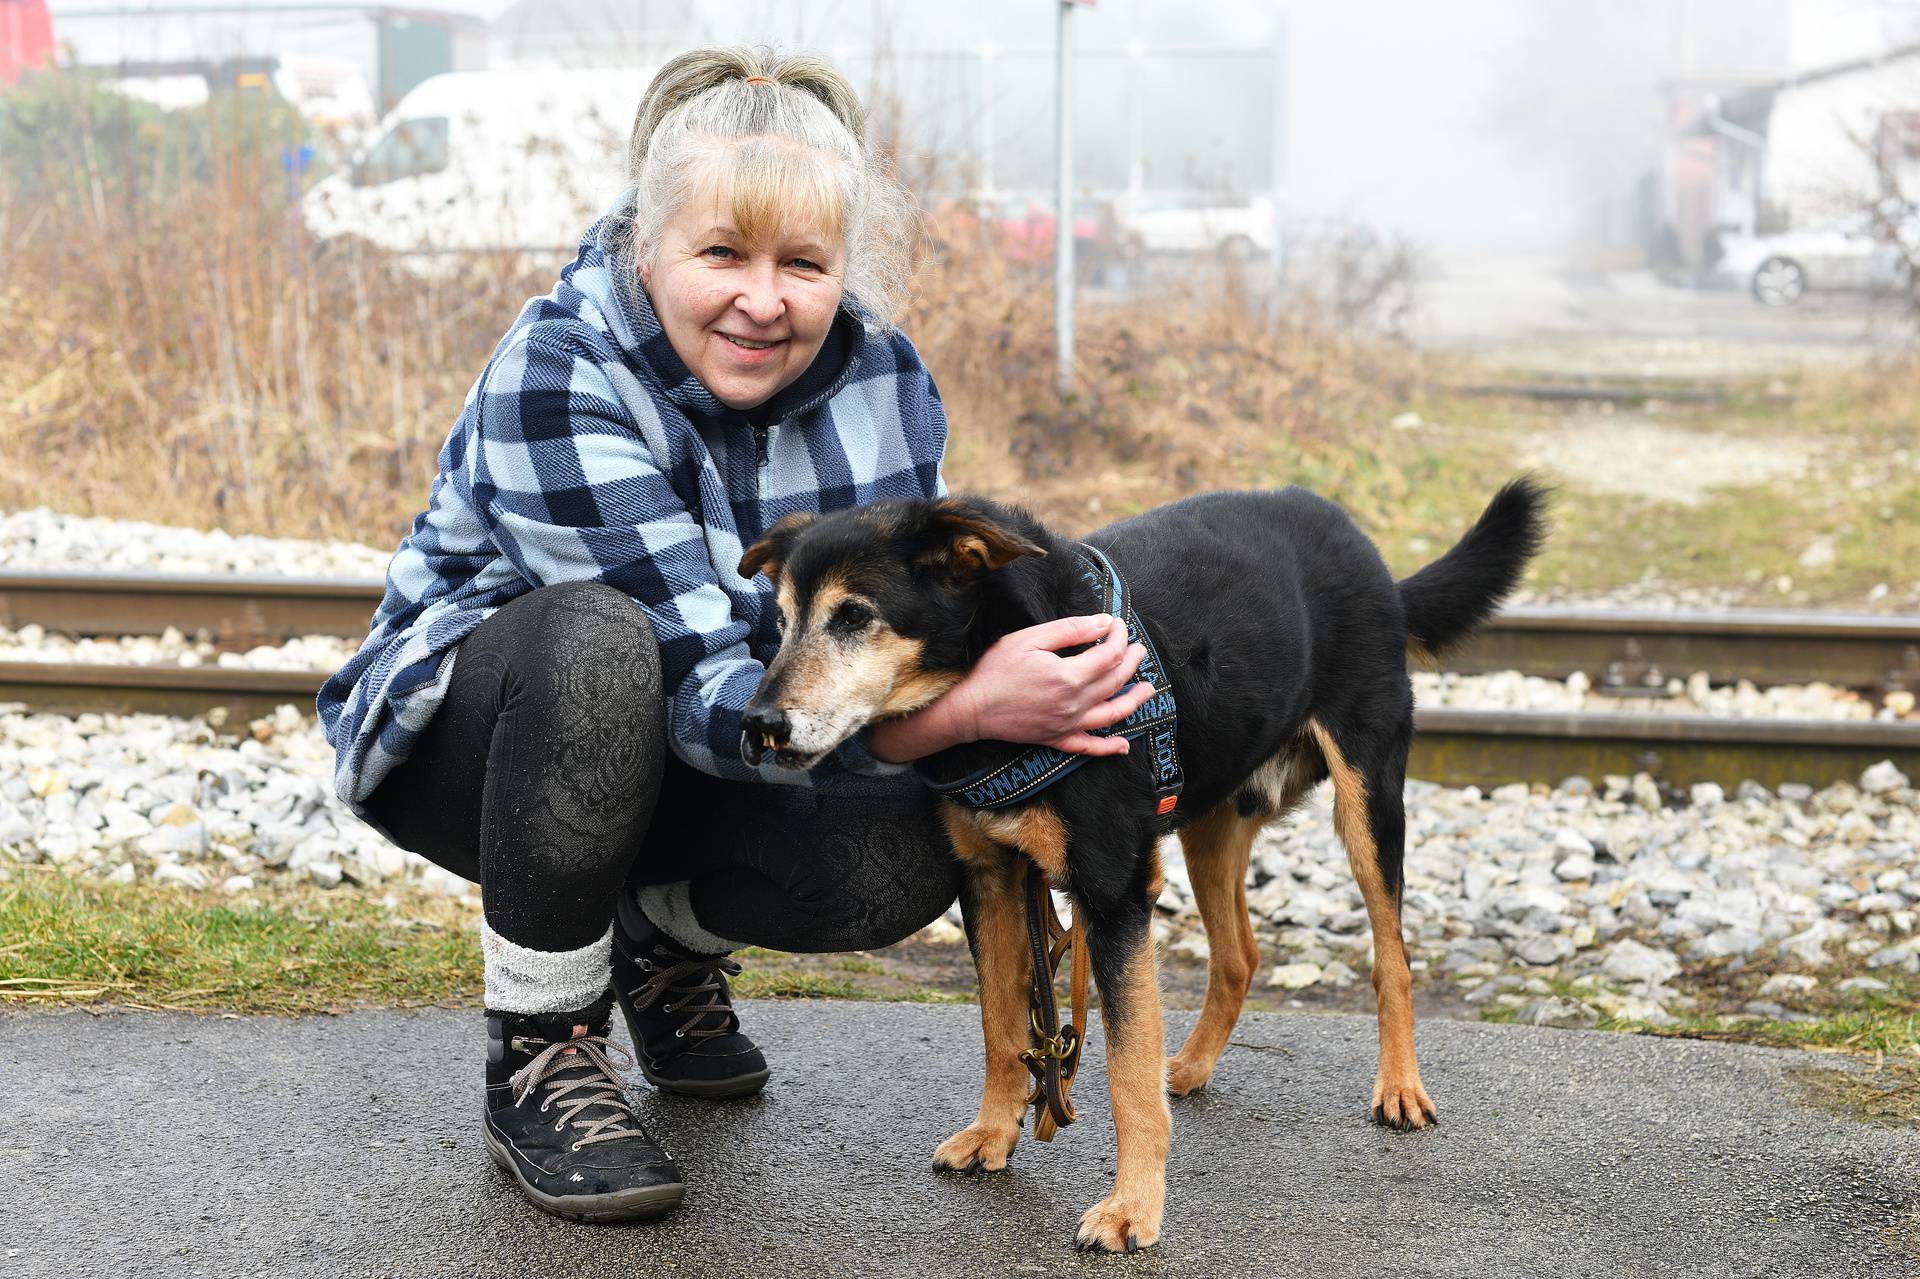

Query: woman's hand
[870,614,1157,763]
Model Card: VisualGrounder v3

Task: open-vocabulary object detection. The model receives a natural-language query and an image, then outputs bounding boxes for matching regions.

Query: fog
[46,0,1920,256]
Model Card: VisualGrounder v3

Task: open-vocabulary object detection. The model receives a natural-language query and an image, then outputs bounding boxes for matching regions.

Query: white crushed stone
[0,618,1905,1032]
[1154,762,1919,1020]
[1412,668,1911,722]
[0,624,359,672]
[0,704,471,902]
[0,507,389,578]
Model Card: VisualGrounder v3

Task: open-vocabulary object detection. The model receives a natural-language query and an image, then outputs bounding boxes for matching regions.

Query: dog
[736,479,1547,1252]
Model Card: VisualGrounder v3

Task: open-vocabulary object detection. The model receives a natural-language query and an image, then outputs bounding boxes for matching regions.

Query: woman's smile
[714,330,787,363]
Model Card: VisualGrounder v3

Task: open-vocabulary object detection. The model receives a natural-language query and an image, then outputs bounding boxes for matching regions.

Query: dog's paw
[1166,1052,1213,1097]
[932,1124,1019,1175]
[1075,1194,1162,1254]
[1370,1072,1439,1131]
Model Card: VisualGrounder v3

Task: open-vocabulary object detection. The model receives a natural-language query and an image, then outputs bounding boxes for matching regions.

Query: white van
[302,68,654,260]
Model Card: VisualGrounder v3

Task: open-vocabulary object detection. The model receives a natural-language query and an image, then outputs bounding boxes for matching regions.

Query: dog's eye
[774,611,789,635]
[828,602,875,634]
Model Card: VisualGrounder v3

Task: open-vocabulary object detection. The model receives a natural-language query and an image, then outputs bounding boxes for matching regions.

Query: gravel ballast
[0,507,391,578]
[2,699,1913,1026]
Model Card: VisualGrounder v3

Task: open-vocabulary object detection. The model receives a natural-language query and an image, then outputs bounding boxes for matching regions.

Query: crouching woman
[318,46,1153,1221]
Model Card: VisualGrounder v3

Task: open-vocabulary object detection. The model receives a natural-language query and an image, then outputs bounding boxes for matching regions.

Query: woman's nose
[734,266,786,327]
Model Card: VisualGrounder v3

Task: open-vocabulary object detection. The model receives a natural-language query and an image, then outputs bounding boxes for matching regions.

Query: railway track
[0,571,1916,790]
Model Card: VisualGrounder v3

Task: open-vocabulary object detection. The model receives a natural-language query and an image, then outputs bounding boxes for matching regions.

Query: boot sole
[485,1127,685,1223]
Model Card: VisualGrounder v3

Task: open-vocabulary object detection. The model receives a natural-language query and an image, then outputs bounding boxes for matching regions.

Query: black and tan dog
[736,480,1547,1253]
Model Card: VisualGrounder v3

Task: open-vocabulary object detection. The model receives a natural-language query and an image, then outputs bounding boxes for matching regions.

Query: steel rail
[0,572,384,650]
[0,573,1917,788]
[0,658,1911,791]
[2,573,1916,693]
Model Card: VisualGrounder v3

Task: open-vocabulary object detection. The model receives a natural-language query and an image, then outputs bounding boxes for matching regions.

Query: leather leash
[1020,864,1089,1142]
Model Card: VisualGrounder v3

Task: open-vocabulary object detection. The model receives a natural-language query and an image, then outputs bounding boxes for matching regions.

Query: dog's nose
[742,704,791,747]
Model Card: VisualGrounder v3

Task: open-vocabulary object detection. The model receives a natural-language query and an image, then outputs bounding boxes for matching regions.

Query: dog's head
[735,497,1046,768]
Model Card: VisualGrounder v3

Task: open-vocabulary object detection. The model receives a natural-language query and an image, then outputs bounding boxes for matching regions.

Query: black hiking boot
[484,994,685,1222]
[613,895,770,1100]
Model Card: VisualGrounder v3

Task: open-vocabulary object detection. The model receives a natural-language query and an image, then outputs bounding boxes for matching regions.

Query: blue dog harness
[921,543,1184,827]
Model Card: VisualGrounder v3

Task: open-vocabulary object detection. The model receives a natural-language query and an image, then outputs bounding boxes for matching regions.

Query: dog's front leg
[933,813,1032,1174]
[1076,894,1170,1253]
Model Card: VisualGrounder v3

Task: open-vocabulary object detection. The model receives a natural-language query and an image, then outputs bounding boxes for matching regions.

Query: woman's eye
[829,602,874,633]
[789,257,820,272]
[704,245,736,260]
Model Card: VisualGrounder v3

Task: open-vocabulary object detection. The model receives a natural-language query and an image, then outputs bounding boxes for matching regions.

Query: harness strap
[1019,864,1088,1142]
[921,542,1185,830]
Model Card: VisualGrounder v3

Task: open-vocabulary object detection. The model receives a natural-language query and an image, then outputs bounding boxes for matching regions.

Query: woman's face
[641,183,847,412]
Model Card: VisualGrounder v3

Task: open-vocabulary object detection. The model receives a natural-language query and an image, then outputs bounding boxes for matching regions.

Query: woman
[319,46,1154,1222]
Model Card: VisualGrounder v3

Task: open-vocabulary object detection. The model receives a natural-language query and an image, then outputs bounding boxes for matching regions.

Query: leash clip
[1021,1010,1080,1064]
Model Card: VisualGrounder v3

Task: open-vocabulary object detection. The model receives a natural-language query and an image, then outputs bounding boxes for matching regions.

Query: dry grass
[0,76,1419,551]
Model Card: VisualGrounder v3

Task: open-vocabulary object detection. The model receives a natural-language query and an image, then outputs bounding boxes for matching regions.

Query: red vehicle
[0,0,54,84]
[984,194,1107,262]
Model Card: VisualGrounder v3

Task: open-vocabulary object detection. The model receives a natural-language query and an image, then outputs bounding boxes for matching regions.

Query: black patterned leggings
[363,581,960,954]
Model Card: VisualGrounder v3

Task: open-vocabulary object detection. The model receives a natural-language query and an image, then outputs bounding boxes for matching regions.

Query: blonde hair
[613,46,917,330]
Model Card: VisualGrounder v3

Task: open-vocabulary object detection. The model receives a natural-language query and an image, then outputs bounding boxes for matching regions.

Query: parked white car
[302,68,652,261]
[1714,213,1914,306]
[1113,191,1279,259]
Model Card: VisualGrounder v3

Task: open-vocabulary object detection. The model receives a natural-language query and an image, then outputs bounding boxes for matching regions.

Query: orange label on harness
[1156,795,1178,816]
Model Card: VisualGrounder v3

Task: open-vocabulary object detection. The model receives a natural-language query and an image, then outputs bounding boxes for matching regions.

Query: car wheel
[1751,256,1806,306]
[1218,234,1257,265]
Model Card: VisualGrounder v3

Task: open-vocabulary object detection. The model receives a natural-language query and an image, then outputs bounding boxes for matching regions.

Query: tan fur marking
[1076,934,1170,1252]
[1166,802,1263,1096]
[959,804,1069,883]
[1406,635,1440,670]
[1244,737,1324,819]
[1304,717,1437,1130]
[873,653,960,719]
[933,809,1034,1175]
[804,575,853,629]
[935,504,1046,575]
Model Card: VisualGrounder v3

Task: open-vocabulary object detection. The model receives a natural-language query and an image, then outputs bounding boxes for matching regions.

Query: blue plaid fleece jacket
[317,219,947,815]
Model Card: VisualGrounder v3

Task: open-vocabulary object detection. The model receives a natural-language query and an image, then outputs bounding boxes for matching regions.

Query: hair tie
[744,75,772,85]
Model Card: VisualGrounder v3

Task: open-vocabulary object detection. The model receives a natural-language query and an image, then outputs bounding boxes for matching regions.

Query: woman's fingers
[1057,617,1133,680]
[1016,612,1116,655]
[1078,680,1158,730]
[1052,730,1131,757]
[1083,642,1148,701]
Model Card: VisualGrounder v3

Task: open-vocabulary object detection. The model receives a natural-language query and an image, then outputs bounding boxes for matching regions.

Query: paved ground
[3,1004,1916,1279]
[1405,257,1916,375]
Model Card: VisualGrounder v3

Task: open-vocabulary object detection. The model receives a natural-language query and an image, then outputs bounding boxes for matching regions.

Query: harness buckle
[1020,1009,1080,1064]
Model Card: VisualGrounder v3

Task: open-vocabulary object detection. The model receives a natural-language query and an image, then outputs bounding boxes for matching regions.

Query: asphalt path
[3,1004,1916,1278]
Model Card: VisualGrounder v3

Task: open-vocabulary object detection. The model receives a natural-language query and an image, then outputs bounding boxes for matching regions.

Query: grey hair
[608,46,917,331]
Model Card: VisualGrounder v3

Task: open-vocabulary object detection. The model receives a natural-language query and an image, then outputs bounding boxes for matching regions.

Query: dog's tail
[1396,475,1550,666]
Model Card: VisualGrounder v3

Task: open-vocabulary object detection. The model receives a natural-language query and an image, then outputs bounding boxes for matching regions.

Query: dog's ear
[930,500,1046,576]
[739,511,817,582]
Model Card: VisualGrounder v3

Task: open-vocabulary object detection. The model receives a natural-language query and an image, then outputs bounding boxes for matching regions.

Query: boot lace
[509,1033,651,1150]
[627,949,743,1043]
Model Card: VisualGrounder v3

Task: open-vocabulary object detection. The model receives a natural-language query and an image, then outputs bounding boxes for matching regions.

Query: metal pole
[1054,0,1075,396]
[1266,15,1289,330]
[978,44,997,199]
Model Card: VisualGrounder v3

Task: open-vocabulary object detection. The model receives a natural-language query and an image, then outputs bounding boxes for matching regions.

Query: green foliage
[0,68,315,205]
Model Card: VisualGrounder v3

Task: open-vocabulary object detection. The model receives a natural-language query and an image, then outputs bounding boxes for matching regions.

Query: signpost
[1053,1,1088,396]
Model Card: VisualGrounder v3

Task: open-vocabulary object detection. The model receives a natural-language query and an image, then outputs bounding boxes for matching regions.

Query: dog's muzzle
[741,703,799,767]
